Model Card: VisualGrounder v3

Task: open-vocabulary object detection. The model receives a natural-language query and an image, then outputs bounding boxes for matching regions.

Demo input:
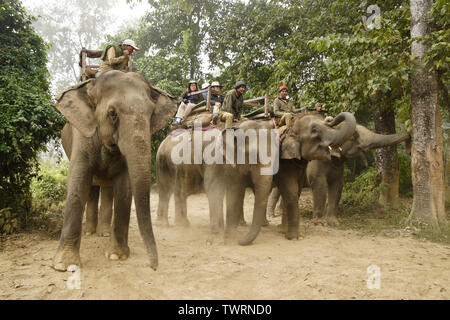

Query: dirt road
[1,190,449,300]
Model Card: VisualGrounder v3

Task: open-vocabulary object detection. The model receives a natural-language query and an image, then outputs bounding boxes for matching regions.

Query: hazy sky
[21,0,151,35]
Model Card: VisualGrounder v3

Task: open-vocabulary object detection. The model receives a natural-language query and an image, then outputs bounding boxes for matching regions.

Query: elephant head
[55,71,177,269]
[281,112,357,161]
[335,125,411,165]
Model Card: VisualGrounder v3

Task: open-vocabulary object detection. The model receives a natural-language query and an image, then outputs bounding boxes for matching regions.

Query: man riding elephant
[220,80,246,129]
[98,39,139,75]
[173,80,205,125]
[273,84,294,127]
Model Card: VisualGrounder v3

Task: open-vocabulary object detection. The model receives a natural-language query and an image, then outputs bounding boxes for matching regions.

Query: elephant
[306,124,411,226]
[53,70,177,271]
[156,111,357,244]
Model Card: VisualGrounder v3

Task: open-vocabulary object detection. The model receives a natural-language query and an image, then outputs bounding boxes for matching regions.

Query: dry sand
[1,190,449,300]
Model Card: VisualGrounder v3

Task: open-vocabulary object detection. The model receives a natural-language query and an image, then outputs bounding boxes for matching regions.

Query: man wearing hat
[173,80,204,125]
[221,81,246,128]
[208,81,223,117]
[273,84,294,127]
[98,39,139,75]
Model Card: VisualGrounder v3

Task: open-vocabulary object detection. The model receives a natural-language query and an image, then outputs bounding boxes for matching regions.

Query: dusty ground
[1,190,449,300]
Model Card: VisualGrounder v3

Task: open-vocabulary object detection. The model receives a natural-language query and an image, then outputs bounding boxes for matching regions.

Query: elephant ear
[55,79,97,138]
[280,134,302,160]
[148,85,178,135]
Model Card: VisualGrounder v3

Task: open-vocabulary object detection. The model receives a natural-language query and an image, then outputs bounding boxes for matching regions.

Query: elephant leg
[85,186,99,235]
[239,173,272,245]
[278,164,300,240]
[53,160,92,271]
[204,168,225,234]
[311,175,327,221]
[325,178,343,227]
[225,183,245,238]
[156,185,171,227]
[174,187,189,227]
[106,172,132,261]
[267,187,281,217]
[97,186,113,236]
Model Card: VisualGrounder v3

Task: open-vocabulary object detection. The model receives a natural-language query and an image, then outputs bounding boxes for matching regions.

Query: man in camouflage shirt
[273,84,293,127]
[221,81,246,128]
[97,39,139,75]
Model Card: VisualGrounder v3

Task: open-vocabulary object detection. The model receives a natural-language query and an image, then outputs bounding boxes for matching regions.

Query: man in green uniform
[221,80,246,128]
[273,84,294,127]
[97,39,139,75]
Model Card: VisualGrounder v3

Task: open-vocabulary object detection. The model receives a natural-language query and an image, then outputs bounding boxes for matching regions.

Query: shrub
[340,167,385,214]
[27,160,68,236]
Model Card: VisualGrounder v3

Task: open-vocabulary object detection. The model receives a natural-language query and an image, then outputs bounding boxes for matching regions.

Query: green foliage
[29,160,68,235]
[0,0,65,232]
[0,208,20,235]
[340,167,384,214]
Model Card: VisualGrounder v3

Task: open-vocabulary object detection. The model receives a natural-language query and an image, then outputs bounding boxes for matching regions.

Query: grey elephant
[156,112,356,244]
[53,70,177,271]
[306,124,410,226]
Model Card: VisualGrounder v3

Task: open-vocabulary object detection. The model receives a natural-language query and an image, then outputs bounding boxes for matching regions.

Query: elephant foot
[262,218,270,227]
[276,223,288,234]
[97,225,111,237]
[175,218,190,228]
[105,243,130,261]
[325,215,340,227]
[224,227,239,240]
[53,246,81,272]
[272,206,283,217]
[156,216,170,227]
[85,226,97,236]
[239,217,247,226]
[285,229,299,240]
[206,232,224,246]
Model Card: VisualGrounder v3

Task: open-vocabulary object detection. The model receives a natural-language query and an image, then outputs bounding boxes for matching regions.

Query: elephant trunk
[122,123,158,270]
[356,125,411,150]
[324,112,357,147]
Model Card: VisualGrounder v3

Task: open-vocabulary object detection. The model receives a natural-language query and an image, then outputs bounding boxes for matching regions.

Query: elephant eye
[311,126,320,138]
[108,109,118,121]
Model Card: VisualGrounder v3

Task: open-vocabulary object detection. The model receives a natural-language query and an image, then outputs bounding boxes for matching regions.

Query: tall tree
[136,0,233,82]
[409,0,446,227]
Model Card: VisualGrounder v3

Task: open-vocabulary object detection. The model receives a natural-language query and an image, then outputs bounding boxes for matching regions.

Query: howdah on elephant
[53,70,177,271]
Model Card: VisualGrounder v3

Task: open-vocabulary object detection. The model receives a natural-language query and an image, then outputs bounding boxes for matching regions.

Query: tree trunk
[409,0,446,228]
[373,93,400,206]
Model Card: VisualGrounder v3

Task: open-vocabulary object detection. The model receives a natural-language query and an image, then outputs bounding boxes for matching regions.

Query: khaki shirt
[273,97,293,117]
[222,89,244,120]
[98,46,129,74]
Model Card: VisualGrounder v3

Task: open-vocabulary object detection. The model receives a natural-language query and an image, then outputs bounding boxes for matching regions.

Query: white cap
[201,82,210,89]
[210,81,222,87]
[122,39,139,50]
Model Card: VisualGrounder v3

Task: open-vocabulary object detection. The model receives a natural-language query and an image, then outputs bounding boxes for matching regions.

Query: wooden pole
[206,87,211,111]
[81,48,87,81]
[264,94,269,117]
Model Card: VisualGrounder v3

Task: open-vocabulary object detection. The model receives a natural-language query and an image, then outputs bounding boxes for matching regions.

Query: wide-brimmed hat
[122,39,139,50]
[210,81,223,88]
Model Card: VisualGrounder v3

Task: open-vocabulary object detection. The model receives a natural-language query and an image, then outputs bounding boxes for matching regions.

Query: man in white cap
[98,39,139,75]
